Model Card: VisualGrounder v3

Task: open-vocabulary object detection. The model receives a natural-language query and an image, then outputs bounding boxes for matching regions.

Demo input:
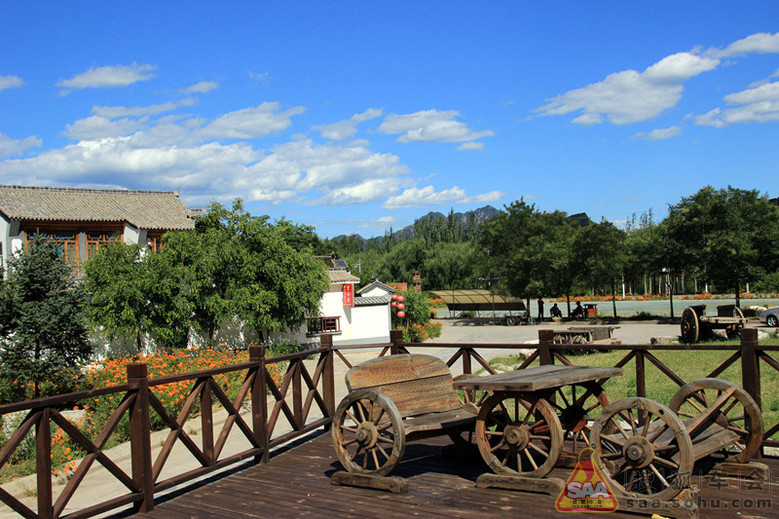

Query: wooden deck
[134,432,778,519]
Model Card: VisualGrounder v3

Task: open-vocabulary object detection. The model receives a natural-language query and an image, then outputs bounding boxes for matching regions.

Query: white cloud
[181,81,219,94]
[381,185,502,209]
[92,98,197,118]
[383,186,465,208]
[696,80,779,127]
[246,139,409,205]
[64,116,149,140]
[633,126,682,141]
[0,133,42,158]
[462,190,505,204]
[64,99,200,140]
[712,32,779,58]
[535,52,719,125]
[201,102,305,139]
[0,75,24,91]
[56,63,157,92]
[248,71,270,85]
[457,141,484,151]
[312,108,382,140]
[378,109,494,145]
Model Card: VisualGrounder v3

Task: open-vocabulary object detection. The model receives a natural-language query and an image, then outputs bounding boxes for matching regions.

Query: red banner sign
[342,284,353,307]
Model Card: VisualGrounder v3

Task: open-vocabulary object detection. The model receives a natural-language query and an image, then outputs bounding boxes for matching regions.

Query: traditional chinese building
[0,185,195,272]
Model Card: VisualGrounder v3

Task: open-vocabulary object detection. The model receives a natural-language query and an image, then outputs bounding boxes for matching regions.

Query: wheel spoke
[652,456,679,470]
[610,416,631,440]
[649,463,671,488]
[524,448,539,470]
[344,409,359,425]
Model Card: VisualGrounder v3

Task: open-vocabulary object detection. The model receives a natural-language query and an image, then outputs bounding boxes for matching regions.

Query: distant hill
[331,205,591,244]
[332,205,500,243]
[396,205,500,239]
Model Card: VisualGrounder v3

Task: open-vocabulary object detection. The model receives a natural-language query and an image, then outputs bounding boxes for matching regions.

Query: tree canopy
[0,235,93,398]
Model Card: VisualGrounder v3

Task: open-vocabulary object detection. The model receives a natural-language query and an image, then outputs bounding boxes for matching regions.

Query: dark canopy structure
[430,289,526,312]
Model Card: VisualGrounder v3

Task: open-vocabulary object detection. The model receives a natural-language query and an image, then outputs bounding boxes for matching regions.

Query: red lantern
[391,302,397,307]
[397,311,406,318]
[391,294,398,300]
[398,295,405,302]
[397,303,405,310]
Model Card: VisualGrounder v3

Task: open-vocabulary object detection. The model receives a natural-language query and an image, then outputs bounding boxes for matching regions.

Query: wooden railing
[0,328,776,518]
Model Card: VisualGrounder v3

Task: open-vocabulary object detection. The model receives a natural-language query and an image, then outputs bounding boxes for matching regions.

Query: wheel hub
[355,422,379,449]
[503,425,530,449]
[623,436,654,468]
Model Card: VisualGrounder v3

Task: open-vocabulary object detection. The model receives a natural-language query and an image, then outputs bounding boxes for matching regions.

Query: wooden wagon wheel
[727,307,746,338]
[476,392,563,477]
[590,397,693,501]
[680,307,700,344]
[668,378,763,463]
[331,389,405,476]
[549,381,612,454]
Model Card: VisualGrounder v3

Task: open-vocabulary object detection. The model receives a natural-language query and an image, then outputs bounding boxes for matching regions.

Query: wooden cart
[456,366,764,502]
[453,365,622,477]
[330,354,477,491]
[680,304,747,343]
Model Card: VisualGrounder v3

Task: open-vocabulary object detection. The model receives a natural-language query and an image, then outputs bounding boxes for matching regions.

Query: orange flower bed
[42,347,287,480]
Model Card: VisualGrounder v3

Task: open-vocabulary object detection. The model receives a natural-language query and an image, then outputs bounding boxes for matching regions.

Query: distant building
[0,185,195,271]
[285,260,393,347]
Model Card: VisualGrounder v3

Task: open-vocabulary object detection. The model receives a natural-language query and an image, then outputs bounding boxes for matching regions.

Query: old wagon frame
[680,304,747,343]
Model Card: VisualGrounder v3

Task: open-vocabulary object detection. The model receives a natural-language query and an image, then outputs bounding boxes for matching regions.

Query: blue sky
[1,2,778,237]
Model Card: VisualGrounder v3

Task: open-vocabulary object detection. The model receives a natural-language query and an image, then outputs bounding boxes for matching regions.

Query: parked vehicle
[504,310,530,326]
[760,307,779,327]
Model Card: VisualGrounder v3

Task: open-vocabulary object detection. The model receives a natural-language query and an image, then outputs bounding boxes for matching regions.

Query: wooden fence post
[390,329,404,355]
[740,328,762,410]
[320,334,336,427]
[127,363,153,513]
[36,408,52,519]
[635,351,646,399]
[538,329,555,365]
[250,345,269,463]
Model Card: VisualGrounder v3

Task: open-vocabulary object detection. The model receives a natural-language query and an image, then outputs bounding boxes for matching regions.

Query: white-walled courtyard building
[0,185,195,272]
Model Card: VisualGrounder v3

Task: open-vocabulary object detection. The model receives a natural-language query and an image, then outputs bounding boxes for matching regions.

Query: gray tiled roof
[356,280,395,295]
[0,185,195,230]
[354,296,391,306]
[327,269,360,283]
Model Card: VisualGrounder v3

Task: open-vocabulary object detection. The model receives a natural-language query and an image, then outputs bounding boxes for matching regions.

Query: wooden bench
[330,354,477,492]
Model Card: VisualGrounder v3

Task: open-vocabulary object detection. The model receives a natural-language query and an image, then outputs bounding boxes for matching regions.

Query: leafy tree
[83,243,154,352]
[422,241,481,290]
[573,221,626,317]
[523,212,579,316]
[0,235,93,398]
[376,238,427,285]
[196,200,330,343]
[663,186,779,307]
[478,199,538,301]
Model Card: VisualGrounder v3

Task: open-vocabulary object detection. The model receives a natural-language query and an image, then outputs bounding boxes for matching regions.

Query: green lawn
[488,339,779,440]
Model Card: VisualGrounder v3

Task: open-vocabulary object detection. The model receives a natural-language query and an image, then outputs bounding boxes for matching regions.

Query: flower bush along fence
[0,345,287,483]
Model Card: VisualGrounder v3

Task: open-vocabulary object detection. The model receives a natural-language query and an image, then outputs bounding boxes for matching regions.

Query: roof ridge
[0,185,180,197]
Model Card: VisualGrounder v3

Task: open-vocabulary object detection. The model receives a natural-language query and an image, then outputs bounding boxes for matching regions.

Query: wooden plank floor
[134,433,778,519]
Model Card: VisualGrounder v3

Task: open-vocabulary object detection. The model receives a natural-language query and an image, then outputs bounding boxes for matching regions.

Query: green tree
[422,241,481,290]
[573,221,626,317]
[478,199,538,301]
[197,200,330,343]
[83,243,154,352]
[0,235,93,399]
[663,186,779,307]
